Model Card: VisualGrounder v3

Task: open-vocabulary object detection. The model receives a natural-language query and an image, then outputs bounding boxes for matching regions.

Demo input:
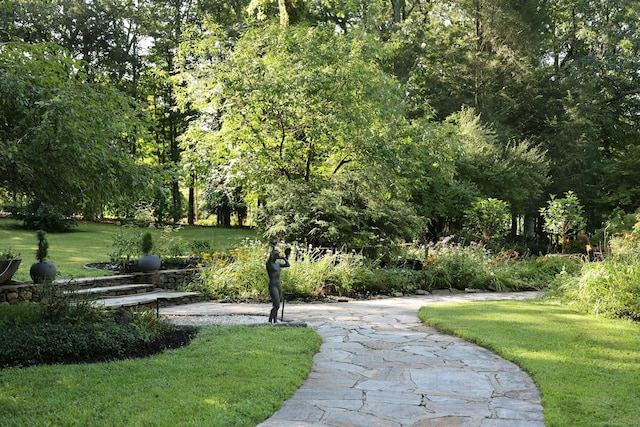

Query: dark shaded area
[70,325,198,365]
[1,325,198,370]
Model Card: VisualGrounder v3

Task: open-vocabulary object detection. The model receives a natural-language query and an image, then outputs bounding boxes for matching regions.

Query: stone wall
[0,268,200,305]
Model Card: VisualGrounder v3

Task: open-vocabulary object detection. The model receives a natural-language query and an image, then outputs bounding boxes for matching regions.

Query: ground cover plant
[419,300,640,427]
[0,325,321,426]
[0,300,194,369]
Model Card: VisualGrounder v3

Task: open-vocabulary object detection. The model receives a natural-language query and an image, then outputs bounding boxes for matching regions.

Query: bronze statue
[266,245,290,323]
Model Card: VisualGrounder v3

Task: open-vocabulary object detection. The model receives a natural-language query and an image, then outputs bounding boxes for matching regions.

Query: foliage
[0,301,181,369]
[192,242,268,300]
[191,237,576,300]
[451,109,550,218]
[111,227,192,264]
[0,248,19,260]
[6,201,77,232]
[423,237,495,291]
[464,198,511,245]
[200,166,248,227]
[178,22,424,246]
[1,0,640,239]
[190,242,425,300]
[256,176,421,250]
[283,247,423,297]
[552,246,640,321]
[548,211,640,321]
[110,228,144,263]
[420,300,640,427]
[422,236,580,292]
[35,230,49,263]
[140,231,154,255]
[179,23,405,186]
[0,41,154,220]
[540,191,585,253]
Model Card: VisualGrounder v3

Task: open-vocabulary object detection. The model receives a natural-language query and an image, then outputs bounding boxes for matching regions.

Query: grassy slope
[419,300,640,427]
[0,219,259,281]
[0,326,322,427]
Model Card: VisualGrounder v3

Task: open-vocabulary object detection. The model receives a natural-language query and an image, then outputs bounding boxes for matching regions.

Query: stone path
[161,292,545,427]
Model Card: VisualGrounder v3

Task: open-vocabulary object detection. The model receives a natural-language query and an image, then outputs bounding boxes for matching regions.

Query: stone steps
[66,283,156,298]
[0,268,205,309]
[91,290,202,309]
[67,270,203,309]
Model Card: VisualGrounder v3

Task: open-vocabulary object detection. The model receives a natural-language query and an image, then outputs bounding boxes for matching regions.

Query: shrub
[540,191,585,253]
[35,229,49,262]
[0,303,41,325]
[6,201,77,232]
[422,237,495,290]
[464,197,511,245]
[189,239,214,254]
[0,302,184,368]
[609,234,640,256]
[110,228,143,263]
[422,237,581,292]
[141,231,154,254]
[554,252,640,320]
[155,228,189,259]
[191,242,268,300]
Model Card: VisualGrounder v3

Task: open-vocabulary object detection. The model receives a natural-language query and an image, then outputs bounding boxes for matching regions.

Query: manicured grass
[419,300,640,427]
[0,219,259,281]
[0,325,321,427]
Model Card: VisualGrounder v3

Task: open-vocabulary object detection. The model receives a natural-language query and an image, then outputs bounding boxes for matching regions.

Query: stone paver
[161,292,545,427]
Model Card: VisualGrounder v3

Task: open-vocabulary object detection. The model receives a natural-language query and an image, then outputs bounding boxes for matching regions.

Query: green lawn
[419,300,640,427]
[0,219,259,281]
[0,325,322,427]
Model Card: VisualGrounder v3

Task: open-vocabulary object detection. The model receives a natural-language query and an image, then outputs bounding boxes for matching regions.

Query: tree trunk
[188,185,195,225]
[391,0,405,23]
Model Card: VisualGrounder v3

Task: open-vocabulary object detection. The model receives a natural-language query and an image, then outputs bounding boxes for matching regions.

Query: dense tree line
[1,0,638,248]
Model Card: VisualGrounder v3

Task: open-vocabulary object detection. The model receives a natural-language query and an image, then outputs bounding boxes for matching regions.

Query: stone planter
[30,261,57,284]
[138,254,161,272]
[0,259,21,285]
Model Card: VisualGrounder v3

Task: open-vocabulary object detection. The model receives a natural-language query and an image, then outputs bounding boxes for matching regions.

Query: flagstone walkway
[162,291,545,427]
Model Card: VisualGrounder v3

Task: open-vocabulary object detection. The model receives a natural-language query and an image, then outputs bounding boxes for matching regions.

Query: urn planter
[30,261,57,284]
[138,254,161,272]
[0,259,21,285]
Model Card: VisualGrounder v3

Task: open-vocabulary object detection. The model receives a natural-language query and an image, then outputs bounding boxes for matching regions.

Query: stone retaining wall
[0,268,200,305]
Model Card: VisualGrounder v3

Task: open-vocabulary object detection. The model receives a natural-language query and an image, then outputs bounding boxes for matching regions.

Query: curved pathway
[162,292,545,427]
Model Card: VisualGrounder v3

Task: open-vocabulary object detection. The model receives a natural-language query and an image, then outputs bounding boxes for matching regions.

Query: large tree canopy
[178,23,422,246]
[0,42,152,217]
[1,0,640,243]
[179,23,404,185]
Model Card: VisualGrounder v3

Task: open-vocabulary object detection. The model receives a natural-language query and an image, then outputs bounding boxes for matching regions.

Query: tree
[178,23,421,245]
[464,198,511,245]
[445,108,549,234]
[201,166,247,227]
[538,0,640,225]
[540,191,586,253]
[256,173,421,250]
[0,42,152,222]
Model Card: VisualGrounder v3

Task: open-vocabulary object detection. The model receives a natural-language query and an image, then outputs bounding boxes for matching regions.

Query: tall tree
[538,0,640,225]
[0,42,151,219]
[178,23,421,245]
